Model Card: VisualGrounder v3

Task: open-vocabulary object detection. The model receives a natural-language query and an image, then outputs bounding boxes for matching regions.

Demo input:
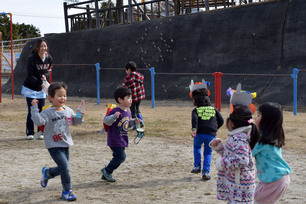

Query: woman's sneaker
[101,168,116,182]
[27,135,34,140]
[40,167,49,187]
[61,190,77,201]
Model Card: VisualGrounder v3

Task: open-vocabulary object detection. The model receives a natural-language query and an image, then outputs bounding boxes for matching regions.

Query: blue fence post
[95,63,101,105]
[290,68,299,115]
[149,67,155,108]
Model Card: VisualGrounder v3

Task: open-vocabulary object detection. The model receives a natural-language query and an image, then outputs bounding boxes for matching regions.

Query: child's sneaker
[190,166,201,174]
[61,190,77,201]
[101,168,116,182]
[40,167,49,187]
[202,170,211,180]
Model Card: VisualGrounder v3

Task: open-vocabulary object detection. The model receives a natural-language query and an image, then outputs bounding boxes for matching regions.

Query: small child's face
[118,95,132,108]
[49,88,67,107]
[226,118,233,131]
[255,111,262,130]
[126,69,131,75]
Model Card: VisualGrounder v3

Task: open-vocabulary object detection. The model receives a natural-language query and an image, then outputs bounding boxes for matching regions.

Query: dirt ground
[0,93,306,204]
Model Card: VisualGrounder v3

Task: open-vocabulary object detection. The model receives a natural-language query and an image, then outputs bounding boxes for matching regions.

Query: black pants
[25,97,45,136]
[130,101,141,118]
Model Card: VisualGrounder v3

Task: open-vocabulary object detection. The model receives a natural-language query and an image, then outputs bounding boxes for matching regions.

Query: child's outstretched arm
[104,112,121,126]
[209,138,224,155]
[72,110,85,125]
[128,118,141,128]
[30,99,47,126]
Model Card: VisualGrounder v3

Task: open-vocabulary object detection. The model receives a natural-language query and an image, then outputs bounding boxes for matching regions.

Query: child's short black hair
[114,87,132,103]
[192,88,211,107]
[48,82,67,97]
[124,61,137,72]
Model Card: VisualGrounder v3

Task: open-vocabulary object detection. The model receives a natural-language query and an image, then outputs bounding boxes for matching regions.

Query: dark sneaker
[191,166,201,174]
[61,190,77,201]
[202,171,211,180]
[40,167,49,188]
[101,168,116,182]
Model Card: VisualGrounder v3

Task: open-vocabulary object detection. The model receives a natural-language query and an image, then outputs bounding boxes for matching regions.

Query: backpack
[103,103,117,132]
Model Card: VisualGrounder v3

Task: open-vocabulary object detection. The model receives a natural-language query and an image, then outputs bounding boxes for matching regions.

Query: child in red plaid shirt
[122,61,145,122]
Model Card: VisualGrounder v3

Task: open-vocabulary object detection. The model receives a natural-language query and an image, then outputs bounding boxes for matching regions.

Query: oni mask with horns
[188,79,210,98]
[227,83,256,114]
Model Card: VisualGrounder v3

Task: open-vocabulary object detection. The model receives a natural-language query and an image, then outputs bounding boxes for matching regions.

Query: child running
[101,87,141,182]
[31,82,84,201]
[253,102,291,204]
[122,61,145,124]
[210,104,259,203]
[190,88,224,180]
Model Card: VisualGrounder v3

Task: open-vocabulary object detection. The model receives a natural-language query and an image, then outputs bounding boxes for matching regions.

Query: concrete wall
[4,0,306,106]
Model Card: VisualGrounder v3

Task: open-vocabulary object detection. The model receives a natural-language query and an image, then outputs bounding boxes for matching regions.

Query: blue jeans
[48,147,71,191]
[193,134,215,172]
[25,97,45,136]
[105,147,126,174]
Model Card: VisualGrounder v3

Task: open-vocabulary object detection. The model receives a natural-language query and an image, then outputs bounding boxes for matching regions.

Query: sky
[1,0,68,36]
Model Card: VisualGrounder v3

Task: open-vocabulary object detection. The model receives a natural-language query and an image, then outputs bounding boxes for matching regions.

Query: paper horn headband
[188,79,210,98]
[227,83,256,114]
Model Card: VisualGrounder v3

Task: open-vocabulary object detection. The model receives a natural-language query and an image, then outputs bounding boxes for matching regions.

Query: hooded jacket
[23,52,53,91]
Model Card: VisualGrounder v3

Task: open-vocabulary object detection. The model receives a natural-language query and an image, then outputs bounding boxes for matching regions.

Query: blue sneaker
[61,190,77,201]
[101,168,116,182]
[190,166,201,174]
[40,167,49,188]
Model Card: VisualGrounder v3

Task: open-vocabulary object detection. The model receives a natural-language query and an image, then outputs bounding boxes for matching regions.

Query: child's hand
[41,75,46,81]
[79,110,85,117]
[191,130,197,138]
[115,112,121,118]
[210,139,221,147]
[31,99,39,106]
[135,118,142,124]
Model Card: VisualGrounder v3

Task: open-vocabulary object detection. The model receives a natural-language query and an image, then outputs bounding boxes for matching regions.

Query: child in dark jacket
[190,88,224,180]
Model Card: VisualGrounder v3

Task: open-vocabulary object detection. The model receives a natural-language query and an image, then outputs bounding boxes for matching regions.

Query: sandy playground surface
[0,94,306,204]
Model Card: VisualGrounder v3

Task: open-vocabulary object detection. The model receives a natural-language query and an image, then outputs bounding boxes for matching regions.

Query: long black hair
[257,102,285,148]
[228,104,259,149]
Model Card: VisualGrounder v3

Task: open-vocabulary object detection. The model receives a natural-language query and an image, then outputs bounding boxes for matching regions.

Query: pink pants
[254,174,290,204]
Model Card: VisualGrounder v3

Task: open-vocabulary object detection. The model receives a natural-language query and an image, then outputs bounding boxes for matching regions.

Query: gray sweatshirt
[31,105,83,149]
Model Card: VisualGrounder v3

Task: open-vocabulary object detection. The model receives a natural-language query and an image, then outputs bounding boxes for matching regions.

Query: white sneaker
[27,135,34,140]
[38,135,44,140]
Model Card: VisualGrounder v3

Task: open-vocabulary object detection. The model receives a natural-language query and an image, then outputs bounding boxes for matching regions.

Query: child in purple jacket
[101,87,141,182]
